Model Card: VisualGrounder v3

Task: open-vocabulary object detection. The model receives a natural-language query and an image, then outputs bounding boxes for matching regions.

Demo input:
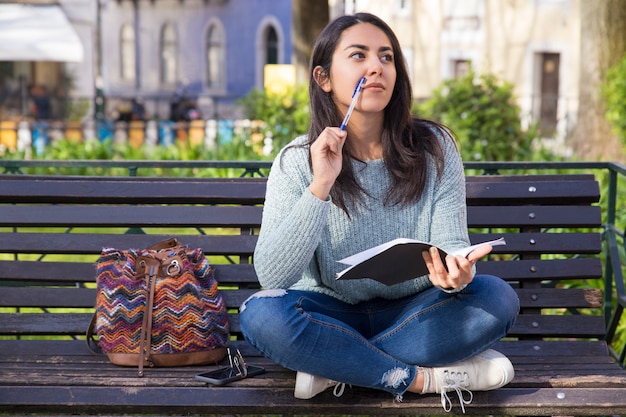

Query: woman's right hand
[309,127,347,200]
[422,243,493,291]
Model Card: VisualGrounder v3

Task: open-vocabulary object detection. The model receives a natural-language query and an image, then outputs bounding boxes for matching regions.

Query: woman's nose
[367,56,384,76]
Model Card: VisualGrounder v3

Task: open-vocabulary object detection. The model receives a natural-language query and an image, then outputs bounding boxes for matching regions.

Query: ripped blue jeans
[239,274,519,398]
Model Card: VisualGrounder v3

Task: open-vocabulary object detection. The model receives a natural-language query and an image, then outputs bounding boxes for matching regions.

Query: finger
[445,255,461,280]
[313,131,339,155]
[455,254,473,269]
[422,250,433,269]
[319,128,344,153]
[422,249,442,279]
[428,247,448,276]
[423,250,445,287]
[454,255,474,284]
[331,131,347,153]
[467,243,493,263]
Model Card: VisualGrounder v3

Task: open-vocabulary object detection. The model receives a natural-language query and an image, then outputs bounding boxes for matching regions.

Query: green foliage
[66,98,92,122]
[47,136,115,160]
[1,133,273,177]
[237,85,310,150]
[416,72,540,161]
[603,53,626,147]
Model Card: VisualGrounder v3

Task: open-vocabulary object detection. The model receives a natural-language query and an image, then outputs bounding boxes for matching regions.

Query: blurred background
[0,0,624,162]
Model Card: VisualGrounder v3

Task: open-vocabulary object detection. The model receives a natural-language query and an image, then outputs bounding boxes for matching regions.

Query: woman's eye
[381,54,394,63]
[350,52,365,59]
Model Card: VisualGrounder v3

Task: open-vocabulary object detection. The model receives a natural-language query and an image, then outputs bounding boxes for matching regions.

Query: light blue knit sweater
[253,132,470,304]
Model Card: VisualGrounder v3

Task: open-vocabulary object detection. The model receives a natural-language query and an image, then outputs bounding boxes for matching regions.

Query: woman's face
[317,22,397,118]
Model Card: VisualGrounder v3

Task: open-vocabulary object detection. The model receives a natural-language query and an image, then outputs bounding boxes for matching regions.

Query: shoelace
[440,371,473,413]
[332,382,346,397]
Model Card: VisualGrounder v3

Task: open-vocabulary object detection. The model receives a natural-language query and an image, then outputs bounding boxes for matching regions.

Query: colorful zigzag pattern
[95,245,230,355]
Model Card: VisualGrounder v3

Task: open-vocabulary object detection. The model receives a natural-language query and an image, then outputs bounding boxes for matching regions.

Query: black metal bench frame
[0,163,625,416]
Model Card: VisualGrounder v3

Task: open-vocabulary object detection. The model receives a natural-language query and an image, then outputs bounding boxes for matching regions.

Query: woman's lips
[364,83,384,91]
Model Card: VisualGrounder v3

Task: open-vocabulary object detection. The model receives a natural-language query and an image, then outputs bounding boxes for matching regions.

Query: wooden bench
[0,173,625,416]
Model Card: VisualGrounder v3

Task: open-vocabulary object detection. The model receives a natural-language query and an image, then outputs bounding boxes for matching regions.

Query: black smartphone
[195,365,265,386]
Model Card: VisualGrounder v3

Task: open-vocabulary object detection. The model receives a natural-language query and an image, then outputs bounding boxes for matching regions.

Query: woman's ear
[313,66,332,93]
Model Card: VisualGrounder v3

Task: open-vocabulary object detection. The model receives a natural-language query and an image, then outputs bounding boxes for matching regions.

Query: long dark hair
[290,13,450,214]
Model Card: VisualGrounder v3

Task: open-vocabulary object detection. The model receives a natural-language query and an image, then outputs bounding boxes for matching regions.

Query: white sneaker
[428,349,514,413]
[294,371,346,399]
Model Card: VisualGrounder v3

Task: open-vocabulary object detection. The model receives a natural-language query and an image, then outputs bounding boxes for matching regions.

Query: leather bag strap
[86,312,102,354]
[137,256,159,377]
[147,238,180,251]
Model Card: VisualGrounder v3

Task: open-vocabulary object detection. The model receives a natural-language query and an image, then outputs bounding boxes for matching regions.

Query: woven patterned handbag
[87,238,229,377]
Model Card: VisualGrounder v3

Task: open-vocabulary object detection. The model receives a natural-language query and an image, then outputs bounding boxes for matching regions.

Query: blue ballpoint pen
[340,77,366,131]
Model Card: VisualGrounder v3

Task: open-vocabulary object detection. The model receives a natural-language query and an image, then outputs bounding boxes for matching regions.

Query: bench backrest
[0,174,603,342]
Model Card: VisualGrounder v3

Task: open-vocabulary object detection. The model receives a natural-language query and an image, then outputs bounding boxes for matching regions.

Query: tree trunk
[571,0,626,162]
[292,0,329,84]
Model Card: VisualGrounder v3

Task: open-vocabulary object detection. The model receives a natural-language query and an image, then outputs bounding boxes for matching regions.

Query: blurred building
[0,0,293,123]
[0,0,88,121]
[332,0,580,139]
[1,0,581,141]
[97,0,293,121]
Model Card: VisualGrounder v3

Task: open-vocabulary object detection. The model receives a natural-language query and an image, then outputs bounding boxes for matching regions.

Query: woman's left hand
[422,244,492,291]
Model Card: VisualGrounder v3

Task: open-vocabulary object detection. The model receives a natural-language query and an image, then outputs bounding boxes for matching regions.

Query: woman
[240,12,519,412]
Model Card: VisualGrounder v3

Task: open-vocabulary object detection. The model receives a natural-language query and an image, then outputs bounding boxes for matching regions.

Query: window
[453,59,472,78]
[160,24,177,84]
[120,24,136,82]
[255,18,283,89]
[206,23,225,89]
[537,52,560,136]
[442,0,484,44]
[265,26,278,65]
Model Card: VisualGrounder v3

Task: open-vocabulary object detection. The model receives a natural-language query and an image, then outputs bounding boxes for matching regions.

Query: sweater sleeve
[427,130,471,253]
[253,142,330,289]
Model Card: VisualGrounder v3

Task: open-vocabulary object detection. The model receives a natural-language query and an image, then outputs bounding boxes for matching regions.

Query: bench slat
[0,339,611,359]
[3,361,625,387]
[0,261,259,284]
[0,287,602,310]
[0,232,600,256]
[493,339,611,357]
[466,174,596,182]
[3,258,600,286]
[0,174,600,205]
[0,176,267,204]
[0,312,607,338]
[465,177,600,205]
[479,257,602,281]
[473,232,602,254]
[231,314,611,340]
[515,288,602,308]
[0,205,601,229]
[0,205,263,228]
[0,174,601,205]
[467,206,601,227]
[4,361,622,385]
[509,315,606,338]
[0,313,92,335]
[0,233,258,255]
[0,287,257,310]
[1,386,625,416]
